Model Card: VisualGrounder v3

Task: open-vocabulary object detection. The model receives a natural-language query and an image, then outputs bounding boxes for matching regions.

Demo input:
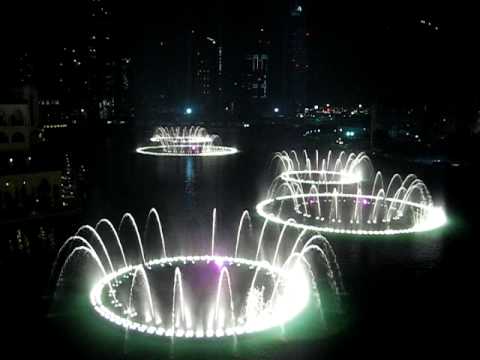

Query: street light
[185,107,192,115]
[274,107,279,113]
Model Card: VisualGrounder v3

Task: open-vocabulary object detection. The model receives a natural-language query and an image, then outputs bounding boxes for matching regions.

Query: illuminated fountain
[52,208,341,341]
[136,126,238,157]
[257,150,447,236]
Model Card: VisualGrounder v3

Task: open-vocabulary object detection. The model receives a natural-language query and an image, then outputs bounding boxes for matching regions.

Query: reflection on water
[184,157,196,210]
[1,129,467,360]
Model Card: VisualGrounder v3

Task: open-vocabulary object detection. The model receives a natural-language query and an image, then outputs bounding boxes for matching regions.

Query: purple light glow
[214,258,224,268]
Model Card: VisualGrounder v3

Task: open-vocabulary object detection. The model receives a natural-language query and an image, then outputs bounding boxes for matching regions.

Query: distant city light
[185,107,193,115]
[206,37,216,45]
[314,105,319,110]
[274,107,279,113]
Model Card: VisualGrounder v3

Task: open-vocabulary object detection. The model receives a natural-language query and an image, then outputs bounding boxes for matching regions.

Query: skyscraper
[244,54,269,99]
[186,31,220,114]
[284,1,308,114]
[86,0,133,124]
[33,0,134,127]
[242,26,271,101]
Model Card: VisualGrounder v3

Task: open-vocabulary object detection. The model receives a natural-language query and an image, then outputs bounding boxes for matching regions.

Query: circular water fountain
[91,255,310,338]
[53,209,341,342]
[136,126,238,157]
[258,150,447,236]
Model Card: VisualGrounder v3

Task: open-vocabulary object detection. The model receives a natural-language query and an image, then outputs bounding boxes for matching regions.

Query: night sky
[2,1,478,108]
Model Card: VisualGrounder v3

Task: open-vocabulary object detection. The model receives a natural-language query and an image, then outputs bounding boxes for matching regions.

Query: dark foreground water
[1,126,476,359]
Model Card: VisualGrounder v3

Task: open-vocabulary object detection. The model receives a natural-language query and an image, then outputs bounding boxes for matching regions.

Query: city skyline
[2,1,478,120]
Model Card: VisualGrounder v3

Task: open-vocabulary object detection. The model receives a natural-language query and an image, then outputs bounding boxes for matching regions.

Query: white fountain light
[136,145,238,157]
[267,150,373,197]
[260,150,447,236]
[54,208,339,342]
[90,255,311,339]
[136,126,238,157]
[280,170,362,186]
[256,193,447,236]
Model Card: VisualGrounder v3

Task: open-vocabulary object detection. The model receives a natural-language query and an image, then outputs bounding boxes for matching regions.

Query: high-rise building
[284,1,309,114]
[85,0,134,124]
[30,0,134,127]
[244,54,269,99]
[186,32,220,114]
[240,26,271,115]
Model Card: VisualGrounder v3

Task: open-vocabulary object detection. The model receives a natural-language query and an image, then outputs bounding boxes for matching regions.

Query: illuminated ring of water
[136,145,238,157]
[150,136,215,144]
[280,170,362,186]
[256,193,447,236]
[90,255,310,338]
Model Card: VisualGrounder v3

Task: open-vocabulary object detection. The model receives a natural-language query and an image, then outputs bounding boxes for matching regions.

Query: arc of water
[371,171,384,197]
[214,267,236,331]
[352,187,363,224]
[286,232,343,293]
[76,225,116,274]
[119,213,146,265]
[272,219,297,266]
[95,219,127,268]
[385,174,403,199]
[269,252,323,322]
[51,236,108,289]
[290,150,301,171]
[385,186,407,222]
[56,245,113,294]
[288,229,309,257]
[144,208,167,258]
[299,244,340,294]
[370,189,386,223]
[272,152,292,172]
[401,174,417,190]
[326,150,332,171]
[302,149,311,175]
[127,265,157,324]
[308,185,322,220]
[300,237,344,293]
[211,208,216,256]
[255,219,269,261]
[234,210,251,258]
[171,267,188,337]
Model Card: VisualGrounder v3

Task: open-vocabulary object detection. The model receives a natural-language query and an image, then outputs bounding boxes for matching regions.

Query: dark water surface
[2,127,475,359]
